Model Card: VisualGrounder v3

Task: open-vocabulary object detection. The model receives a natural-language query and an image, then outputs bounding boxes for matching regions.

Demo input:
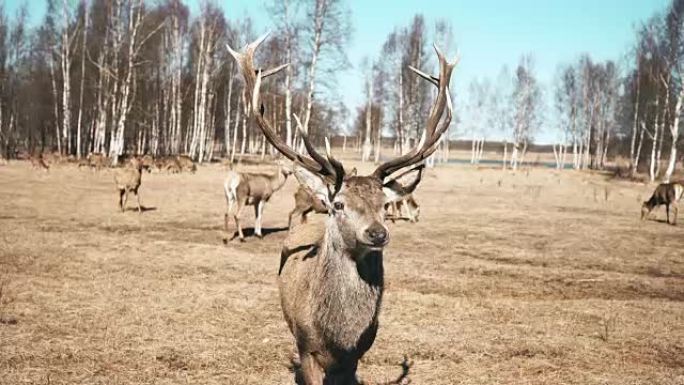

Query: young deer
[223,162,292,242]
[641,182,684,225]
[229,34,456,385]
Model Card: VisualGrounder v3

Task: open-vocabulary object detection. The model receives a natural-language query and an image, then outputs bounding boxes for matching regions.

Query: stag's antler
[227,32,345,194]
[372,45,459,181]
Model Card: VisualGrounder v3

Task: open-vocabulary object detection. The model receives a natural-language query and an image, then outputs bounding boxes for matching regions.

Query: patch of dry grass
[0,160,682,384]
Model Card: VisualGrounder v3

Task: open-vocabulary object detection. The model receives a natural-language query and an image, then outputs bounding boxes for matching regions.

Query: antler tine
[373,45,457,180]
[230,33,337,179]
[293,113,340,180]
[408,66,438,87]
[325,137,346,196]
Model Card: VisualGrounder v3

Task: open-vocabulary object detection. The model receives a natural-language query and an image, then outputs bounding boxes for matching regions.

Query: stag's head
[228,33,457,253]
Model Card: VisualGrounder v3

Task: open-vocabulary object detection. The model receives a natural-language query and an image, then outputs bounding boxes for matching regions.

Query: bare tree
[300,0,351,139]
[510,55,541,170]
[362,58,373,162]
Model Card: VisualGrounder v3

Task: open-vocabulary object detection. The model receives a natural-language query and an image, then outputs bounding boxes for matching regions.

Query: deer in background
[223,161,292,242]
[114,157,144,213]
[383,164,424,223]
[229,34,456,385]
[287,165,358,229]
[641,182,684,225]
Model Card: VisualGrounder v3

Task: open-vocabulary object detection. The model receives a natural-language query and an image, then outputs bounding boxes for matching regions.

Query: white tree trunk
[665,90,683,181]
[284,0,294,147]
[76,2,88,158]
[302,0,325,139]
[362,70,373,162]
[60,0,72,155]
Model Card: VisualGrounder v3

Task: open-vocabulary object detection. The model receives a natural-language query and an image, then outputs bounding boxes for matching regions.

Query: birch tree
[300,0,351,139]
[510,55,541,170]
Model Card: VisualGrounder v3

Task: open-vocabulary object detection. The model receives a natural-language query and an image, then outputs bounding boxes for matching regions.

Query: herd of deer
[27,151,197,174]
[4,32,682,385]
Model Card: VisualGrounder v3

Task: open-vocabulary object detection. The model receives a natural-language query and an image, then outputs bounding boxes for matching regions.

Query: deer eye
[333,201,345,211]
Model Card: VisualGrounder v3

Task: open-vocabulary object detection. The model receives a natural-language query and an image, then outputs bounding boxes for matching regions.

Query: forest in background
[0,0,683,181]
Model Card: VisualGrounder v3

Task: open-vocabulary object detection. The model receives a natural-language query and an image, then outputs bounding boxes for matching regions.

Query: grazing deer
[176,155,197,173]
[86,152,109,171]
[229,34,456,385]
[288,167,357,229]
[387,194,421,223]
[223,162,292,242]
[383,164,424,223]
[140,154,154,173]
[641,182,684,225]
[30,155,50,171]
[114,157,144,213]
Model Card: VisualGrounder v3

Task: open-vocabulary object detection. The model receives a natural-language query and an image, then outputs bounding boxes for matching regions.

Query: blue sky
[6,0,671,142]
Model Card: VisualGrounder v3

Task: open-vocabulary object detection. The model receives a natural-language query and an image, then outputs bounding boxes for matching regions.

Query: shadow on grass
[288,355,412,385]
[223,226,289,243]
[123,205,157,213]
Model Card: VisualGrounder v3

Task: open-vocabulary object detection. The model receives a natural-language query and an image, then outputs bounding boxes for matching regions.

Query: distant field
[0,159,682,384]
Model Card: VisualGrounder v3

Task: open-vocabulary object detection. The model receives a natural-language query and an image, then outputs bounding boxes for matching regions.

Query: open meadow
[0,159,682,385]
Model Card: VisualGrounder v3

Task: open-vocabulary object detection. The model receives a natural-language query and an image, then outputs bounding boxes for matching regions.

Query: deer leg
[405,201,416,223]
[255,200,265,238]
[223,212,231,243]
[288,209,295,229]
[288,207,300,229]
[118,189,125,212]
[389,202,397,223]
[234,199,246,242]
[122,190,129,212]
[300,353,324,385]
[223,194,236,242]
[135,189,142,213]
[666,204,671,224]
[672,204,678,226]
[301,208,312,224]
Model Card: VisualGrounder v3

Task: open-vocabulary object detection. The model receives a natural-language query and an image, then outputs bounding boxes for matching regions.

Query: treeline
[0,0,351,164]
[348,16,455,166]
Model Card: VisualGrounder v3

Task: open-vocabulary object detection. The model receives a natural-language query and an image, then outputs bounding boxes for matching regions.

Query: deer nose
[365,223,388,246]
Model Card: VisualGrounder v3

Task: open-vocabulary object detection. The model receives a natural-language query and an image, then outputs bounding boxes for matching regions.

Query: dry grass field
[0,158,682,385]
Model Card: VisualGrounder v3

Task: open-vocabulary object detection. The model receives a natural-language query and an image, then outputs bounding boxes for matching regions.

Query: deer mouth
[358,237,390,250]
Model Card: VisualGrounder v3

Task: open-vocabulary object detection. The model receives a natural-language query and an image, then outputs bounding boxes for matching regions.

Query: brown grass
[0,159,682,385]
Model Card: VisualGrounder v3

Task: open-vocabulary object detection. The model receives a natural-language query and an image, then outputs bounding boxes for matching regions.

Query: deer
[641,182,684,225]
[114,157,144,213]
[287,165,358,230]
[30,155,50,171]
[176,155,197,173]
[288,184,329,230]
[223,161,292,242]
[86,152,109,171]
[228,33,456,385]
[383,164,424,223]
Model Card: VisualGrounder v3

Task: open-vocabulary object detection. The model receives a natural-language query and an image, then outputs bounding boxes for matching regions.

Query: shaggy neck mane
[308,217,384,351]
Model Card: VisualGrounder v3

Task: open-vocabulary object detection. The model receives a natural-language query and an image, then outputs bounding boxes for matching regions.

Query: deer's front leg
[254,200,265,238]
[300,353,324,385]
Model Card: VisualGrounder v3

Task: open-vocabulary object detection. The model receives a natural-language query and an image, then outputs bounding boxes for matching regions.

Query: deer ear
[293,166,332,208]
[348,167,357,177]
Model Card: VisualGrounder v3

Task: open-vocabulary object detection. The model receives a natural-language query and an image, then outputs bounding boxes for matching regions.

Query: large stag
[228,33,456,384]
